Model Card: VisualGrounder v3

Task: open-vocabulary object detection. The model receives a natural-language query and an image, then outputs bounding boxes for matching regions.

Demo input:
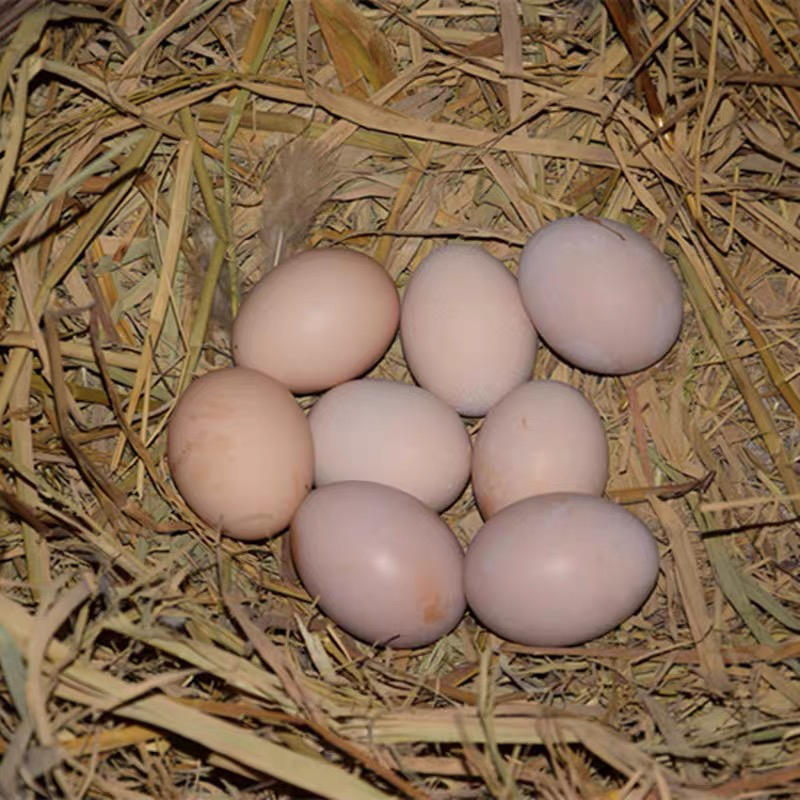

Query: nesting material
[2,0,800,797]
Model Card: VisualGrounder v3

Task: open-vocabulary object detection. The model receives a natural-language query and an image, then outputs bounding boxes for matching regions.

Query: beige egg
[465,493,660,646]
[291,482,466,648]
[400,244,538,416]
[518,217,683,374]
[167,367,313,540]
[471,380,608,517]
[232,248,399,393]
[309,379,471,511]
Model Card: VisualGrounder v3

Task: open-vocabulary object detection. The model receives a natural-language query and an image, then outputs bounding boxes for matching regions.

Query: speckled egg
[167,367,313,540]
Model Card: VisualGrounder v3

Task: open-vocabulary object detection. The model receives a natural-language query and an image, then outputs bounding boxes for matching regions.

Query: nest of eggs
[1,1,800,799]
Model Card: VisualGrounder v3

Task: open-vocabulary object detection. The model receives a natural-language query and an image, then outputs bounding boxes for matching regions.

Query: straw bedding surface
[1,0,799,797]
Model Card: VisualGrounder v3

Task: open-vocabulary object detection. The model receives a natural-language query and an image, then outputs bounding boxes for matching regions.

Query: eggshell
[291,481,466,647]
[518,217,683,374]
[472,380,608,517]
[465,493,659,646]
[232,248,399,393]
[309,379,471,511]
[167,367,313,540]
[400,244,538,416]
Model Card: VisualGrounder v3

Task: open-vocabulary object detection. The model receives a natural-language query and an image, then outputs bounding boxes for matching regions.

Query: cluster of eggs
[167,216,683,648]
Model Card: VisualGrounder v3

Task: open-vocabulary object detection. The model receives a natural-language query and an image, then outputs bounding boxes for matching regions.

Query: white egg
[400,244,538,416]
[309,379,471,510]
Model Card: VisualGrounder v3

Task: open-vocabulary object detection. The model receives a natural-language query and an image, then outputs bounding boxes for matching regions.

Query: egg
[464,493,659,646]
[232,248,399,393]
[309,379,471,511]
[400,244,538,416]
[167,367,313,540]
[518,217,683,374]
[471,380,608,517]
[291,481,466,647]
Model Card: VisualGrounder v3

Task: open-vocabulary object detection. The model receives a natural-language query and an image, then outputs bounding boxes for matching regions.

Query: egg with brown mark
[518,217,683,374]
[465,493,659,646]
[472,380,608,517]
[291,481,466,648]
[167,367,313,540]
[400,244,538,416]
[232,248,400,393]
[309,379,471,511]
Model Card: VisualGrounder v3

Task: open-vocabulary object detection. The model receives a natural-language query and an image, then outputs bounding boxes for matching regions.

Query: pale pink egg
[472,380,608,517]
[309,379,471,511]
[518,217,682,374]
[291,482,466,648]
[232,248,399,393]
[465,493,660,646]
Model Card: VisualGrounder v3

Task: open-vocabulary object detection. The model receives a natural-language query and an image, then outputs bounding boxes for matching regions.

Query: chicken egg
[167,367,313,540]
[400,244,538,416]
[518,217,683,374]
[465,493,660,646]
[471,380,608,517]
[291,481,466,647]
[232,248,399,393]
[309,379,471,511]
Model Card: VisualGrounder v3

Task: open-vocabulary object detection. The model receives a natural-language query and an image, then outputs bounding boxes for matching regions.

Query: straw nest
[1,0,799,797]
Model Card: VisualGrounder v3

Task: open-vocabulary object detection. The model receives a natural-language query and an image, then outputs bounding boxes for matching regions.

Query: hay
[1,0,799,797]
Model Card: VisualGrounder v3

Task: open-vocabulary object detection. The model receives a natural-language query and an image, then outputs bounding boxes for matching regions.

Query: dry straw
[1,0,799,797]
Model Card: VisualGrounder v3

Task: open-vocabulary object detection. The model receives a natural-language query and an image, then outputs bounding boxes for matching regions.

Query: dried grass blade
[689,429,800,676]
[728,0,800,119]
[116,0,215,94]
[101,614,290,705]
[0,130,160,421]
[0,56,29,215]
[707,537,800,676]
[308,84,626,166]
[667,238,800,514]
[311,0,395,98]
[701,240,800,421]
[0,3,57,98]
[737,572,800,632]
[220,0,290,314]
[25,575,96,747]
[88,310,179,509]
[227,597,432,800]
[374,141,434,267]
[9,291,50,600]
[649,497,731,694]
[0,594,393,800]
[0,624,28,723]
[111,138,193,468]
[0,131,144,251]
[498,0,522,121]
